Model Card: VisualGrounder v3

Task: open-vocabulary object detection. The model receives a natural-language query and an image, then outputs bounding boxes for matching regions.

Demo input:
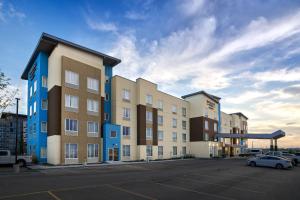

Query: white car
[265,151,298,166]
[247,156,293,169]
[0,150,31,167]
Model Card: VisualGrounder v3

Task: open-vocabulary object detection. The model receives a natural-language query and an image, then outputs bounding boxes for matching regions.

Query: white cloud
[253,67,300,83]
[178,0,206,17]
[0,2,25,22]
[86,18,118,33]
[7,3,25,20]
[0,1,5,22]
[125,11,146,20]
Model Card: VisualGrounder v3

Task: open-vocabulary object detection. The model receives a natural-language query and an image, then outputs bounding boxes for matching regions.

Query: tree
[0,70,18,111]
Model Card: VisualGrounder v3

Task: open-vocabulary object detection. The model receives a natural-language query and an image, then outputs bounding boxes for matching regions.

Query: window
[33,80,37,93]
[182,133,187,143]
[122,145,130,157]
[172,132,177,142]
[104,113,109,121]
[182,121,186,130]
[65,119,78,132]
[146,111,153,122]
[65,144,78,159]
[146,145,152,157]
[158,115,163,125]
[29,86,32,97]
[146,94,153,105]
[42,76,47,88]
[182,147,186,155]
[87,144,99,158]
[40,147,47,158]
[205,120,209,130]
[204,133,209,141]
[172,118,177,128]
[65,95,79,109]
[158,131,164,141]
[173,146,177,156]
[182,107,186,117]
[123,108,130,120]
[41,122,47,132]
[157,100,163,110]
[87,99,99,113]
[87,77,99,92]
[29,105,32,116]
[65,70,79,86]
[41,99,48,110]
[172,105,177,113]
[105,76,109,84]
[122,89,130,101]
[110,131,117,138]
[214,123,218,132]
[204,108,208,117]
[33,101,37,114]
[122,126,130,136]
[146,127,152,140]
[87,122,99,135]
[158,146,163,156]
[105,93,109,101]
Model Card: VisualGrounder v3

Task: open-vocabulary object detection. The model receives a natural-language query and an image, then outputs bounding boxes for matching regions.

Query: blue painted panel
[103,123,121,161]
[104,65,112,123]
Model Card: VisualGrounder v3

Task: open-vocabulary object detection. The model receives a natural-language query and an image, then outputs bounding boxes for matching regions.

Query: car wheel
[17,160,26,167]
[276,164,283,169]
[250,161,256,167]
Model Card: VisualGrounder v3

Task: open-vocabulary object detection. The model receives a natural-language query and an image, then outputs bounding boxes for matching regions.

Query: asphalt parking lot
[0,159,299,200]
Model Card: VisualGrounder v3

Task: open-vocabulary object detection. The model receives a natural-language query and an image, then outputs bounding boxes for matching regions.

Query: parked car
[239,149,263,157]
[265,151,298,166]
[0,150,31,167]
[247,156,293,169]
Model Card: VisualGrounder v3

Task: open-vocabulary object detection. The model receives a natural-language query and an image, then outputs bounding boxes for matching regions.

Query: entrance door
[113,148,119,161]
[109,148,113,161]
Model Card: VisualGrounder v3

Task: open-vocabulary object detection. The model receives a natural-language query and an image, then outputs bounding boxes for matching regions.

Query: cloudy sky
[0,0,300,148]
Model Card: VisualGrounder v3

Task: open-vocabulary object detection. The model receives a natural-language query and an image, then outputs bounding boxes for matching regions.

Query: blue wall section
[104,65,112,123]
[27,52,48,163]
[103,123,121,161]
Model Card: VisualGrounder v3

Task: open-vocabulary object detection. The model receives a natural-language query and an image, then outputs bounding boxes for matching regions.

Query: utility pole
[15,98,20,164]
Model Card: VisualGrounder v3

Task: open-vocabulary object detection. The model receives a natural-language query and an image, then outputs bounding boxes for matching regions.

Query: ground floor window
[65,143,78,158]
[87,144,99,158]
[182,147,186,156]
[146,145,152,157]
[173,146,177,156]
[122,145,130,157]
[158,146,163,156]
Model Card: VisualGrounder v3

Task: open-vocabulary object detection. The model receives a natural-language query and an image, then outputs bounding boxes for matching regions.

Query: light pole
[15,98,20,164]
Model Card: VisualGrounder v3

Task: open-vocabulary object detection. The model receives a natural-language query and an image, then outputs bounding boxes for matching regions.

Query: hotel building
[21,33,248,165]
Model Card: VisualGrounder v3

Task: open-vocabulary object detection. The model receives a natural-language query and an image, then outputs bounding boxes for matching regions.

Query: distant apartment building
[0,112,27,155]
[21,33,248,164]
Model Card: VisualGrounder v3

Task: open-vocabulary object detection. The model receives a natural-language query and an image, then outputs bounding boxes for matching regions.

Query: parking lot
[0,159,299,200]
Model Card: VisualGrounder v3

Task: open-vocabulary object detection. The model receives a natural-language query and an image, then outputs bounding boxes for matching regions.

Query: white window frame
[65,94,79,109]
[122,89,130,101]
[87,77,99,92]
[172,105,177,113]
[87,144,99,158]
[172,118,177,128]
[122,145,130,157]
[172,132,177,142]
[33,80,37,93]
[33,101,37,114]
[42,76,47,88]
[146,145,152,157]
[182,120,186,130]
[41,121,47,132]
[65,143,78,159]
[146,111,153,122]
[158,115,163,125]
[87,99,99,113]
[173,146,177,156]
[182,146,186,156]
[146,127,153,140]
[158,131,164,141]
[182,107,186,117]
[65,118,78,134]
[29,105,32,116]
[182,133,187,143]
[123,108,130,120]
[65,70,79,86]
[87,121,99,137]
[157,100,163,110]
[146,94,153,105]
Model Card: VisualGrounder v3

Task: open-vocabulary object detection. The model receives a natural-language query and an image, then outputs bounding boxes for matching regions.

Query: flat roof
[216,130,285,140]
[230,112,248,120]
[21,33,121,80]
[181,91,221,104]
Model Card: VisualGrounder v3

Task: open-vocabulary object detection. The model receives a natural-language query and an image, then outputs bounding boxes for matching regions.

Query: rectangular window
[29,86,32,97]
[33,101,36,114]
[173,146,177,156]
[182,120,186,130]
[146,111,153,122]
[172,105,177,113]
[214,123,218,132]
[87,77,99,92]
[110,131,117,138]
[122,126,130,136]
[29,105,32,116]
[65,95,79,109]
[87,99,99,113]
[182,107,186,117]
[87,144,99,158]
[122,89,130,101]
[157,100,163,110]
[65,119,78,132]
[146,145,152,157]
[104,113,109,121]
[41,122,47,132]
[65,70,79,86]
[146,94,153,105]
[105,93,109,101]
[33,80,37,93]
[65,143,78,158]
[42,76,47,88]
[182,133,187,143]
[172,118,177,128]
[205,120,209,130]
[158,131,164,141]
[158,115,163,125]
[182,147,186,155]
[122,145,130,157]
[87,122,99,136]
[41,99,48,110]
[158,146,163,156]
[172,132,177,142]
[123,108,130,120]
[146,127,152,140]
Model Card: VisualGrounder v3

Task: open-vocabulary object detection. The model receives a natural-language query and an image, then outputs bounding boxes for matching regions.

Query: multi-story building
[0,112,27,155]
[21,33,248,164]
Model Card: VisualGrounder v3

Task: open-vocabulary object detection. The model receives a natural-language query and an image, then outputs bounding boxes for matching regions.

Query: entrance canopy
[216,130,285,140]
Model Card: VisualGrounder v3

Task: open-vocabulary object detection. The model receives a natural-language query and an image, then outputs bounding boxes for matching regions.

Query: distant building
[0,112,27,155]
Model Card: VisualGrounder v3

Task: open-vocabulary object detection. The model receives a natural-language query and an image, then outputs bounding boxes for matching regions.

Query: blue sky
[1,0,300,147]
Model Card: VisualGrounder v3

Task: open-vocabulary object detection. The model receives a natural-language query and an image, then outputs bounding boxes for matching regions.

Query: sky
[0,0,300,148]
